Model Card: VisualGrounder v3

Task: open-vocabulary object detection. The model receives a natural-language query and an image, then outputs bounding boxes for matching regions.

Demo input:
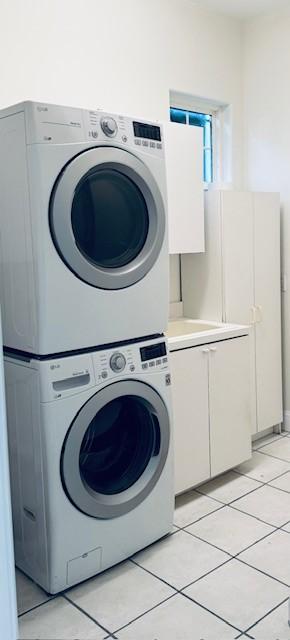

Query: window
[170,107,213,183]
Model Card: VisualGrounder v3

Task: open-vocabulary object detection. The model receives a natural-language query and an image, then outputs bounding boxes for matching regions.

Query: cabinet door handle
[210,347,217,353]
[202,348,209,354]
[250,305,257,324]
[256,305,263,323]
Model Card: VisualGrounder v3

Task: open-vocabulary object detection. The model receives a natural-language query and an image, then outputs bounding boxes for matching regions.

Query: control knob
[100,116,118,137]
[110,352,126,373]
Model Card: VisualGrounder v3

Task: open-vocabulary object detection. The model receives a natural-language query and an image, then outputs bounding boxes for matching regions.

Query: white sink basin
[166,317,249,351]
[166,318,223,338]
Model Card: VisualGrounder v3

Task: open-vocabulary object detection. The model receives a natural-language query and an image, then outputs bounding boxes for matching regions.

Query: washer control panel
[93,339,168,384]
[110,352,126,373]
[35,338,169,401]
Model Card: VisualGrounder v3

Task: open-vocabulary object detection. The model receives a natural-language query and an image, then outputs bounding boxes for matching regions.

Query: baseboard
[283,411,290,432]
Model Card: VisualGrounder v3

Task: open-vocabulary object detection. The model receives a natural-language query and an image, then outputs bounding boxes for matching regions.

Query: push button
[149,361,155,367]
[142,363,148,370]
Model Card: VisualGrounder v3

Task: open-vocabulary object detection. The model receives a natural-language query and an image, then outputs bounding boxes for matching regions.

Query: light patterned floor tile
[132,529,229,589]
[174,489,222,528]
[197,471,262,504]
[235,451,290,482]
[269,470,290,492]
[18,597,105,639]
[67,560,174,632]
[16,569,51,615]
[186,506,274,555]
[183,559,288,631]
[232,485,290,527]
[259,437,290,462]
[247,599,290,638]
[239,530,290,585]
[116,593,239,639]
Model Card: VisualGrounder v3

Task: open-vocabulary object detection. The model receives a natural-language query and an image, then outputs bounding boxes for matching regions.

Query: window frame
[169,93,231,189]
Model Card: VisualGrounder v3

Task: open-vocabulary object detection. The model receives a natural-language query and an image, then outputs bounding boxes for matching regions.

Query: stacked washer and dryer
[0,101,173,594]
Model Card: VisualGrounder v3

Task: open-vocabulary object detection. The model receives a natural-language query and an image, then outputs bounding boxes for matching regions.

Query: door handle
[250,306,257,324]
[256,305,263,323]
[202,348,209,354]
[209,347,216,353]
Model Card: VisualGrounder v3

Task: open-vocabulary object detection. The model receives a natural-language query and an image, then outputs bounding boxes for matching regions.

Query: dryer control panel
[23,101,164,156]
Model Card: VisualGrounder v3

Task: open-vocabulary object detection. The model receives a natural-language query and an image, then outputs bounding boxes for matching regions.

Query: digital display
[133,121,161,141]
[140,342,167,362]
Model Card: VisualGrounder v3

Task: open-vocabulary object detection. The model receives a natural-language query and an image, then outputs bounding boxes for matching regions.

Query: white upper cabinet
[181,190,283,435]
[163,122,204,255]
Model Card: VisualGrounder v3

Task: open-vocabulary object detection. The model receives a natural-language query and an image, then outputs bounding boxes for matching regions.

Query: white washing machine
[4,336,173,594]
[0,101,168,355]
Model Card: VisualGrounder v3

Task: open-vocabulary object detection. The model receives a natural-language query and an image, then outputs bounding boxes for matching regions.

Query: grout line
[229,501,288,528]
[17,594,58,618]
[234,556,290,588]
[179,590,244,636]
[110,593,177,636]
[63,593,113,637]
[174,503,225,529]
[253,433,286,451]
[132,551,232,593]
[243,595,289,635]
[184,519,278,560]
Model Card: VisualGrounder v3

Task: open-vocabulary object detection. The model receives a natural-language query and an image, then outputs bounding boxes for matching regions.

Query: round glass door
[50,147,165,290]
[61,381,170,519]
[71,169,149,270]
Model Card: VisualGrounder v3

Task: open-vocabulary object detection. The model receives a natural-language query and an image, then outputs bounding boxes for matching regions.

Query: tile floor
[16,431,290,639]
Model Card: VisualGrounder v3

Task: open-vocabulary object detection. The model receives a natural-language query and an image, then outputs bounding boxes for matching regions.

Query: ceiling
[191,0,290,20]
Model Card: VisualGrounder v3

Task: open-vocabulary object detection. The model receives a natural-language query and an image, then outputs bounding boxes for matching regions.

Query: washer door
[61,381,170,519]
[50,147,165,289]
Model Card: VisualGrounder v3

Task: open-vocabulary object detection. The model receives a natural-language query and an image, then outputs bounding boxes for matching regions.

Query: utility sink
[166,317,249,351]
[166,318,222,338]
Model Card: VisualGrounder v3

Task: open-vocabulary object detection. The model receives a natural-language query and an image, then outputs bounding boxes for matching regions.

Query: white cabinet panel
[222,191,254,325]
[170,346,210,494]
[181,190,282,435]
[254,193,283,430]
[209,337,252,477]
[164,122,204,255]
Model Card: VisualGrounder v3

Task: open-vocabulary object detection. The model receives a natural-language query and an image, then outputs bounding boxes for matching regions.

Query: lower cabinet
[170,336,252,495]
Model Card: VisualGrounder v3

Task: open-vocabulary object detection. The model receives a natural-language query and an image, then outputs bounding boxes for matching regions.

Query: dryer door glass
[50,147,165,290]
[61,380,170,519]
[71,169,149,269]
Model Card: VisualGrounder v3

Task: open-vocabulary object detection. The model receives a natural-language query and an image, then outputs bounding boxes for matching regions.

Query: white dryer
[4,336,173,594]
[0,101,168,355]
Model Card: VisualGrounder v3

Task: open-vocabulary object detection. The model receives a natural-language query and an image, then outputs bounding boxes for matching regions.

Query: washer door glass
[71,169,149,269]
[50,147,165,290]
[61,381,170,519]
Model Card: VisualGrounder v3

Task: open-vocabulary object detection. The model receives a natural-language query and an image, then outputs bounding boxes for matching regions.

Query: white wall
[0,0,244,303]
[243,11,290,412]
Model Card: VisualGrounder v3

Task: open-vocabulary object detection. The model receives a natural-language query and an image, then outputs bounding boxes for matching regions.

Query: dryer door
[61,380,170,519]
[50,147,165,290]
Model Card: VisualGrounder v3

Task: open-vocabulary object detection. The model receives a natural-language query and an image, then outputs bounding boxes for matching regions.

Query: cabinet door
[209,337,252,477]
[254,193,283,431]
[222,191,254,325]
[222,191,257,434]
[164,122,204,255]
[170,347,210,494]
